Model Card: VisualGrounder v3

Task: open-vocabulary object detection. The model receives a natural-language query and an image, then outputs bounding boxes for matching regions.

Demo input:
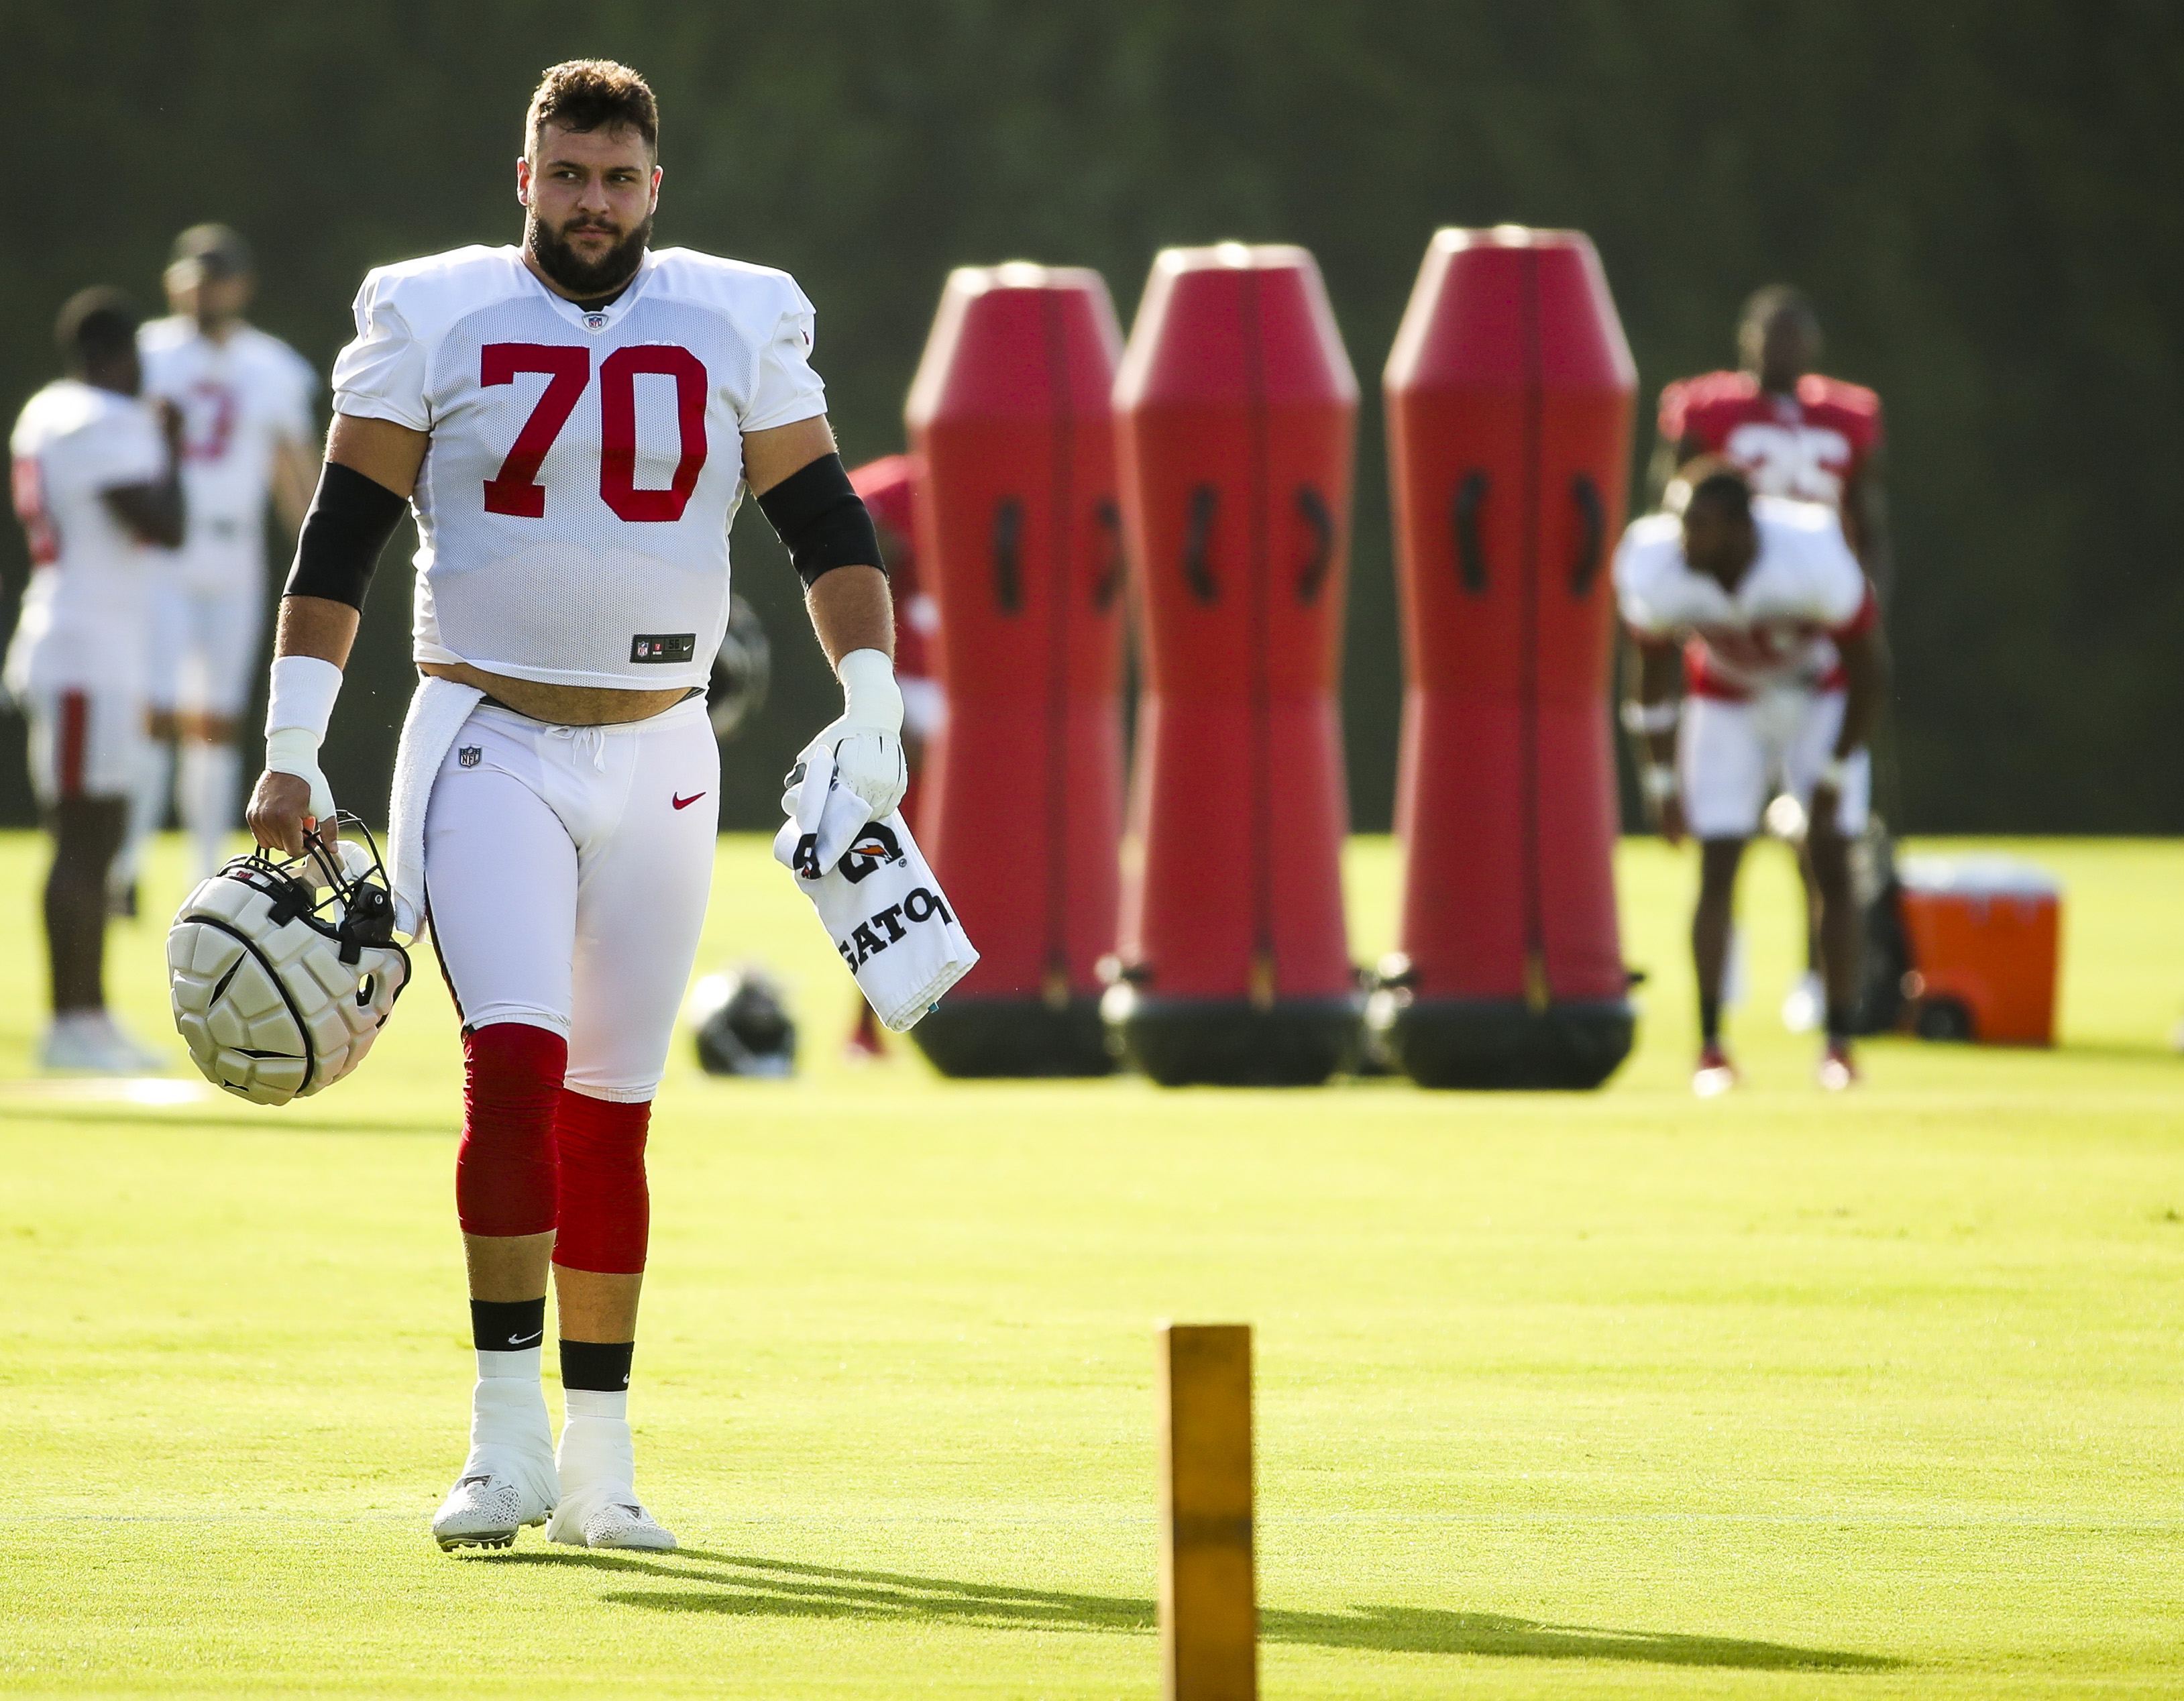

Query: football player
[1614,461,1888,1093]
[1653,286,1892,1034]
[121,226,317,897]
[842,453,942,1060]
[6,290,183,1071]
[243,62,906,1553]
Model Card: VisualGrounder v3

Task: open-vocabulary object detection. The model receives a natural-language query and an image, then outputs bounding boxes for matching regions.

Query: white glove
[783,647,906,832]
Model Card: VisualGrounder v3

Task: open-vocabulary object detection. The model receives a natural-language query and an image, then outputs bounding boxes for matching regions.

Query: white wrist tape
[266,655,344,738]
[264,654,342,828]
[264,728,337,826]
[835,647,903,735]
[1620,698,1682,735]
[1641,763,1679,804]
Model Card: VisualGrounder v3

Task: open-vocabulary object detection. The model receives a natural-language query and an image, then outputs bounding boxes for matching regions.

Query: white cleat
[548,1490,678,1551]
[432,1456,558,1551]
[549,1415,677,1552]
[39,1010,165,1075]
[431,1378,558,1551]
[1781,971,1824,1034]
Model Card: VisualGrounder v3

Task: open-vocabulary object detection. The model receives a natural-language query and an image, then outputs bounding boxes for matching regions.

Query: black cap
[168,223,254,283]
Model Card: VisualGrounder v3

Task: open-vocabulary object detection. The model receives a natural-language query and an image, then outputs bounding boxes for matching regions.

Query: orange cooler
[1897,855,2061,1046]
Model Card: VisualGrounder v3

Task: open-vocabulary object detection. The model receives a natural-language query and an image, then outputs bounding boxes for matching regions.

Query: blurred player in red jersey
[842,454,942,1060]
[1653,286,1892,1034]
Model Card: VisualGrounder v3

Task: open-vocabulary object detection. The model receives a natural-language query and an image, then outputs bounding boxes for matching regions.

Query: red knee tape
[455,1022,567,1238]
[551,1090,651,1275]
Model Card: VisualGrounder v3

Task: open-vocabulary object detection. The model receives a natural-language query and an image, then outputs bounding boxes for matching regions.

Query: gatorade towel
[774,759,977,1032]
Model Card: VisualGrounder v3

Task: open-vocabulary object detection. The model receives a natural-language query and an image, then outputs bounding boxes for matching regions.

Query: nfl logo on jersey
[583,311,608,332]
[458,747,482,769]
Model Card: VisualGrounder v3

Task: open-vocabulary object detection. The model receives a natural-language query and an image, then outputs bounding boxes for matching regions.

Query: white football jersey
[1614,496,1873,699]
[331,245,826,692]
[6,379,168,696]
[140,317,317,591]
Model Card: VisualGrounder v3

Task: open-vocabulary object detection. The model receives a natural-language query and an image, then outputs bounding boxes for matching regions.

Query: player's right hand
[1656,796,1687,847]
[247,768,335,859]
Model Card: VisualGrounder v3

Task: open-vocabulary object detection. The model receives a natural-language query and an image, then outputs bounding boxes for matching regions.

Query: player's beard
[528,211,653,299]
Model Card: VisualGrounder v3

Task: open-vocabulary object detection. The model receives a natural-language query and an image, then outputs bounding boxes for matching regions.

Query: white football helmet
[167,820,412,1105]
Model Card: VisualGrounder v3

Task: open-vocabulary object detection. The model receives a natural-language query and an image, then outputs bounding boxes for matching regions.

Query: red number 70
[480,342,710,523]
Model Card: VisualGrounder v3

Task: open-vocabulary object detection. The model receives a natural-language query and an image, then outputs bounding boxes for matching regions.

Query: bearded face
[521,121,659,298]
[527,204,653,298]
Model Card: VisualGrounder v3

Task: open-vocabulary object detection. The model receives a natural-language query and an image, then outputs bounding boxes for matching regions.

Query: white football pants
[144,573,266,718]
[423,696,718,1102]
[1678,687,1871,842]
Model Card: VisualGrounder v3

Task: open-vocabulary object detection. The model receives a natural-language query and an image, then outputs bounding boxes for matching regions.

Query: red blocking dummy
[902,264,1128,1076]
[1376,227,1635,1087]
[1108,243,1360,1086]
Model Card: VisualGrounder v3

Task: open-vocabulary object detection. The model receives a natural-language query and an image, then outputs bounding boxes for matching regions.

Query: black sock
[560,1339,635,1392]
[1826,1001,1855,1044]
[1699,996,1722,1046]
[471,1297,547,1353]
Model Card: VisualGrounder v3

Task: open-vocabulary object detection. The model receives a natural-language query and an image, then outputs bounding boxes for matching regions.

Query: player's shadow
[516,1548,1898,1671]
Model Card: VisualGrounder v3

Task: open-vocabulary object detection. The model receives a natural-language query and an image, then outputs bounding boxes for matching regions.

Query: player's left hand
[798,721,906,819]
[783,648,907,828]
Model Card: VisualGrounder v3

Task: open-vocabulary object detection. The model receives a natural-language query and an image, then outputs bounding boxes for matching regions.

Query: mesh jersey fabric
[1657,370,1883,510]
[1613,496,1874,702]
[139,317,317,592]
[330,244,827,692]
[6,379,166,698]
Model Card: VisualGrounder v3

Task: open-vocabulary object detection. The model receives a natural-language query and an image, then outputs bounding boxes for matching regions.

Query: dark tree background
[4,0,2178,831]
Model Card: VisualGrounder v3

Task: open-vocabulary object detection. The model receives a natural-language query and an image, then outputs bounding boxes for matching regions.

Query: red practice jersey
[847,453,934,683]
[1657,371,1883,512]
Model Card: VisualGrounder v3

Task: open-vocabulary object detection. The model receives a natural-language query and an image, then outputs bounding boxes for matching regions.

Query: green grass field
[1,830,2179,1698]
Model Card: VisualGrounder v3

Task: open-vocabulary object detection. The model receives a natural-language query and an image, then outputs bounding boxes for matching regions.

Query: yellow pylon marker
[1158,1322,1257,1700]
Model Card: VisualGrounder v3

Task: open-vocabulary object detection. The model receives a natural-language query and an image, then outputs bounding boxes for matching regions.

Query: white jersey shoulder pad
[1751,496,1864,617]
[1751,492,1841,540]
[1611,510,1690,632]
[354,245,531,347]
[12,380,127,450]
[136,315,196,355]
[645,248,814,331]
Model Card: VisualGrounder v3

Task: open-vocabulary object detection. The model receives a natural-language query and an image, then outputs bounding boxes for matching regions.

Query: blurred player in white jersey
[119,226,317,899]
[1654,288,1892,1034]
[245,62,905,1553]
[1615,461,1887,1093]
[6,290,184,1071]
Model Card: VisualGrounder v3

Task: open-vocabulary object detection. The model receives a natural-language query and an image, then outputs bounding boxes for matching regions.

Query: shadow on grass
[479,1548,1898,1671]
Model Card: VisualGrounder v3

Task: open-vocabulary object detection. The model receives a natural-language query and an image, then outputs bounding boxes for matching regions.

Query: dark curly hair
[526,60,658,155]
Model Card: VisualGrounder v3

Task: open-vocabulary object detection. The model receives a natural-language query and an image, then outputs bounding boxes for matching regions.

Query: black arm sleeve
[282,460,408,610]
[755,452,886,588]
